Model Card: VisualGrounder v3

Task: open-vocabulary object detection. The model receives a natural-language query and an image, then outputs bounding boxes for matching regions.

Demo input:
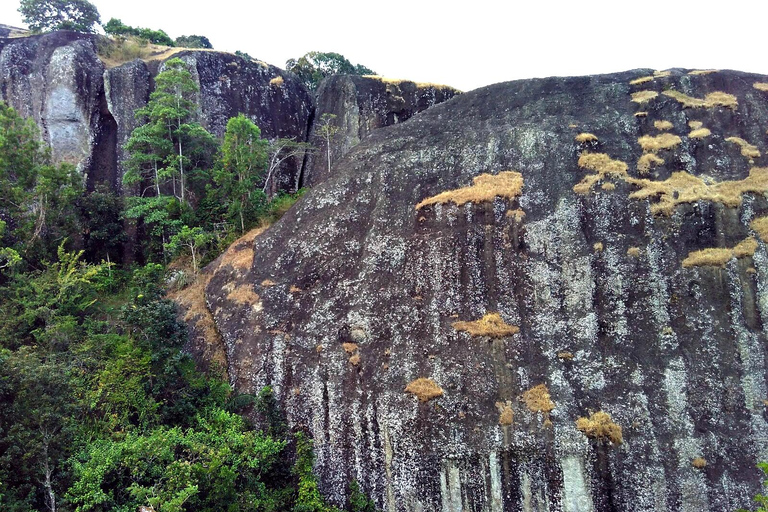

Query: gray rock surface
[201,68,768,511]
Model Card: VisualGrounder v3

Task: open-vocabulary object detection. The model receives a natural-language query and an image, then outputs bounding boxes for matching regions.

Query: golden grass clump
[575,133,598,143]
[261,279,277,287]
[662,90,738,109]
[361,75,458,91]
[750,216,768,241]
[627,246,641,257]
[349,353,361,366]
[405,378,444,402]
[629,76,653,85]
[557,351,574,360]
[270,76,284,87]
[682,237,757,268]
[506,208,526,221]
[522,384,555,414]
[452,313,520,338]
[688,121,703,130]
[573,152,629,195]
[726,137,761,159]
[593,242,604,252]
[638,133,682,153]
[227,285,260,305]
[576,411,623,444]
[631,90,659,104]
[342,342,358,354]
[629,167,768,215]
[219,227,267,270]
[416,171,523,210]
[601,182,616,191]
[689,69,718,75]
[654,70,671,78]
[692,457,707,469]
[753,83,768,92]
[496,401,514,426]
[689,128,711,139]
[634,111,648,117]
[637,153,664,175]
[654,120,674,131]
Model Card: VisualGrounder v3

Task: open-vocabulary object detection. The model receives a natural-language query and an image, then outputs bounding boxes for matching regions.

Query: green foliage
[214,114,268,233]
[164,225,212,274]
[18,0,101,33]
[292,433,340,512]
[103,18,175,46]
[349,481,377,512]
[740,463,768,512]
[78,184,125,263]
[286,52,375,91]
[175,34,213,49]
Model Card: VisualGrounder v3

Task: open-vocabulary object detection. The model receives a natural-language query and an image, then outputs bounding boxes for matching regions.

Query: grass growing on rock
[682,237,757,267]
[576,411,622,444]
[638,133,682,152]
[726,137,761,159]
[522,384,555,414]
[452,313,520,337]
[496,401,514,426]
[753,83,768,92]
[637,153,664,175]
[575,133,598,143]
[573,153,628,194]
[750,217,768,241]
[662,90,738,109]
[416,171,523,209]
[405,378,444,402]
[654,120,674,131]
[631,90,659,104]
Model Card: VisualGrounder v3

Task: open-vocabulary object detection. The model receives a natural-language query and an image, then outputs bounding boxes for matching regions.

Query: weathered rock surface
[201,68,768,511]
[304,75,461,186]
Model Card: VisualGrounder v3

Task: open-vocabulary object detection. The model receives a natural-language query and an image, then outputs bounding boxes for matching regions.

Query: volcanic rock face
[204,69,768,511]
[304,74,461,186]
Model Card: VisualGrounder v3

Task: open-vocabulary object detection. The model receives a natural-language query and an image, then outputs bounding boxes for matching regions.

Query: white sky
[2,0,768,92]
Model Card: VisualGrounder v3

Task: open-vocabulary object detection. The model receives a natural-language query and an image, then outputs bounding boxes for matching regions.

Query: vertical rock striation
[203,69,768,511]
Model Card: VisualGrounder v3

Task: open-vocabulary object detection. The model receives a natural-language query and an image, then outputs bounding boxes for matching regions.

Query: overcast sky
[2,0,768,92]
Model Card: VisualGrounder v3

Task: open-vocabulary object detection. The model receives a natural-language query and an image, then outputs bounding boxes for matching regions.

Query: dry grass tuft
[557,351,574,360]
[627,246,641,257]
[349,353,361,366]
[726,137,761,159]
[750,216,768,241]
[692,457,707,469]
[575,133,598,143]
[628,167,768,215]
[688,121,703,130]
[682,237,757,267]
[689,128,711,139]
[654,70,671,78]
[270,76,284,87]
[522,384,555,414]
[576,411,623,444]
[261,279,277,287]
[415,171,524,210]
[574,153,629,194]
[654,120,674,131]
[638,133,682,152]
[637,153,664,175]
[219,227,267,270]
[289,285,302,293]
[506,208,526,221]
[405,378,444,402]
[227,285,260,305]
[342,342,358,354]
[631,90,659,104]
[601,182,616,191]
[496,401,514,426]
[689,69,718,75]
[361,75,458,91]
[753,83,768,92]
[634,111,648,117]
[593,242,604,252]
[662,90,738,109]
[629,76,654,85]
[453,313,519,337]
[168,274,225,368]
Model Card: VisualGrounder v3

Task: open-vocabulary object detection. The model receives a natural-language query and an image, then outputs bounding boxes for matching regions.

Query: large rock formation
[201,68,768,511]
[304,74,461,186]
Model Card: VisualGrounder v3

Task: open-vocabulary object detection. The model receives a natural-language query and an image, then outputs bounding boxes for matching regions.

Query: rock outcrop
[201,68,768,511]
[304,74,461,186]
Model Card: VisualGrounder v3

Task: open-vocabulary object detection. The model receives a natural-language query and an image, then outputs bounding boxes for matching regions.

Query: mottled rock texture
[201,68,768,511]
[304,75,461,186]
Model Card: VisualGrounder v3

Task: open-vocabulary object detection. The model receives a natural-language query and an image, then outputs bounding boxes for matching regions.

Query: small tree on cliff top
[19,0,101,33]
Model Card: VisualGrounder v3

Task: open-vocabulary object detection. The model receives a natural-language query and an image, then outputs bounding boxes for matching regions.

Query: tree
[175,35,213,49]
[264,138,313,196]
[214,114,268,233]
[18,0,100,33]
[316,113,340,177]
[286,51,375,90]
[123,58,216,259]
[103,18,175,46]
[165,225,211,275]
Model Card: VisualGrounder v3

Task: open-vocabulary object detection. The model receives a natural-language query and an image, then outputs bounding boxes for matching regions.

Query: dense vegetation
[0,55,369,511]
[286,52,376,91]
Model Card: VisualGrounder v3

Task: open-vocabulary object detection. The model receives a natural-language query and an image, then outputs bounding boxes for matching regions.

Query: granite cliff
[197,68,768,511]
